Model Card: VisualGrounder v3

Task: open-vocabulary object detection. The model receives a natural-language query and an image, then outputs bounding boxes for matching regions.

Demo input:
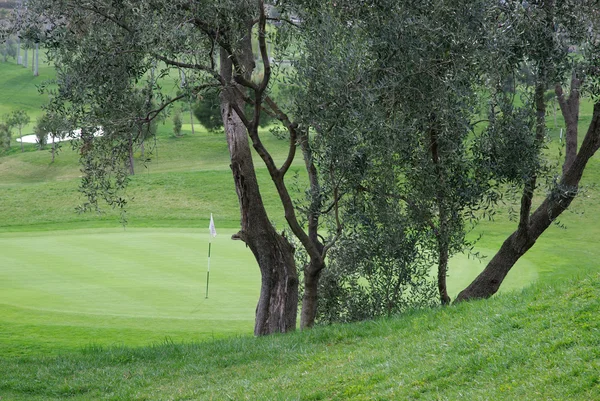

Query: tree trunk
[437,238,451,305]
[34,43,39,77]
[189,104,195,135]
[430,119,451,305]
[220,43,298,335]
[456,101,600,302]
[301,258,325,329]
[127,137,135,175]
[555,71,581,174]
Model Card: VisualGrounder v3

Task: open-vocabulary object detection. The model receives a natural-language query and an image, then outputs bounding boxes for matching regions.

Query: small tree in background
[34,112,68,162]
[172,110,182,137]
[192,90,222,132]
[8,109,30,152]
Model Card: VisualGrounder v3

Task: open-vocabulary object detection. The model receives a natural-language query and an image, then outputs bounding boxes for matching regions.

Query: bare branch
[152,53,223,83]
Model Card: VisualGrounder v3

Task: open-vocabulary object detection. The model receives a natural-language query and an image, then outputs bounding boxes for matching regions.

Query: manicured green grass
[0,228,260,357]
[1,273,599,400]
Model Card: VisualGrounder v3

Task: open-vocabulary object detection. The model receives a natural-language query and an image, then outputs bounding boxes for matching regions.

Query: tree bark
[555,71,581,174]
[456,101,600,302]
[430,119,451,305]
[127,136,135,175]
[220,41,298,335]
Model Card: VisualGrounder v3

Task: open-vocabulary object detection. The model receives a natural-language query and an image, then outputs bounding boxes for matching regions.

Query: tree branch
[152,53,223,83]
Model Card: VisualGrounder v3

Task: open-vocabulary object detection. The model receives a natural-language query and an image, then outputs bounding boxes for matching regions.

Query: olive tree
[456,0,600,301]
[27,0,340,333]
[291,0,508,315]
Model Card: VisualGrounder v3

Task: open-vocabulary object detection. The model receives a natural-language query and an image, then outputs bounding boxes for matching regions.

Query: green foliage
[0,121,10,150]
[192,90,222,132]
[172,110,182,137]
[8,109,30,133]
[33,111,68,150]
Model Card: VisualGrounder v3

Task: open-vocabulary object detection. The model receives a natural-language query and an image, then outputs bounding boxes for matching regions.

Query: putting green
[0,228,261,355]
[0,228,539,356]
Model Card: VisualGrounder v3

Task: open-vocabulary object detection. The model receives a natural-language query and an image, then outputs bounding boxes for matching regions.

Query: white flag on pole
[209,213,217,238]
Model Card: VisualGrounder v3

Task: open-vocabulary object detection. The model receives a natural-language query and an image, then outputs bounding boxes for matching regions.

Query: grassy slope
[1,274,599,400]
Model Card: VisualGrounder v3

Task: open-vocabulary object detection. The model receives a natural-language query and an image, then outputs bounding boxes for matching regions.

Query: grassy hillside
[1,273,599,400]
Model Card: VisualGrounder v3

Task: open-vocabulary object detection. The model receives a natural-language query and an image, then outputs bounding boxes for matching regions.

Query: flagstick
[206,241,211,299]
[206,213,217,299]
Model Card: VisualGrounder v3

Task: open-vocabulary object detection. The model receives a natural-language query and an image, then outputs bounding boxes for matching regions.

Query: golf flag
[209,213,217,238]
[206,214,216,298]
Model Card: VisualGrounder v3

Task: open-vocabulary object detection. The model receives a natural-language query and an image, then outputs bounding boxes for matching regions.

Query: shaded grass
[1,274,599,400]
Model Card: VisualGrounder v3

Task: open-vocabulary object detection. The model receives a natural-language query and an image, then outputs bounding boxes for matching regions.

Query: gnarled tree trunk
[456,101,600,302]
[220,43,298,335]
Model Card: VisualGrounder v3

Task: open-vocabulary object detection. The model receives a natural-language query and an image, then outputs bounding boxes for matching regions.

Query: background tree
[292,0,506,315]
[0,36,16,62]
[34,111,68,162]
[8,109,30,152]
[172,110,182,137]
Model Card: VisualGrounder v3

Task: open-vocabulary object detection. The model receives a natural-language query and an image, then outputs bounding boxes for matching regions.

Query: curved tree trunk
[456,101,600,302]
[220,44,298,335]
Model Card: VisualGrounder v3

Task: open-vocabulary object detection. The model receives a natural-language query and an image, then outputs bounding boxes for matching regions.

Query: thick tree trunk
[220,44,298,335]
[456,102,600,302]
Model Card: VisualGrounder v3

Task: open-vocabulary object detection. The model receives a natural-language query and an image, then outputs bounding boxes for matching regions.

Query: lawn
[0,228,260,357]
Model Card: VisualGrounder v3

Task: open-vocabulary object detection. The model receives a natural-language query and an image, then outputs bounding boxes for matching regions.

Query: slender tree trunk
[128,137,135,175]
[556,71,580,174]
[301,257,325,329]
[430,119,451,305]
[220,42,298,335]
[298,132,327,329]
[34,43,39,77]
[20,128,23,152]
[456,101,600,302]
[437,236,451,305]
[51,136,55,163]
[189,103,195,135]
